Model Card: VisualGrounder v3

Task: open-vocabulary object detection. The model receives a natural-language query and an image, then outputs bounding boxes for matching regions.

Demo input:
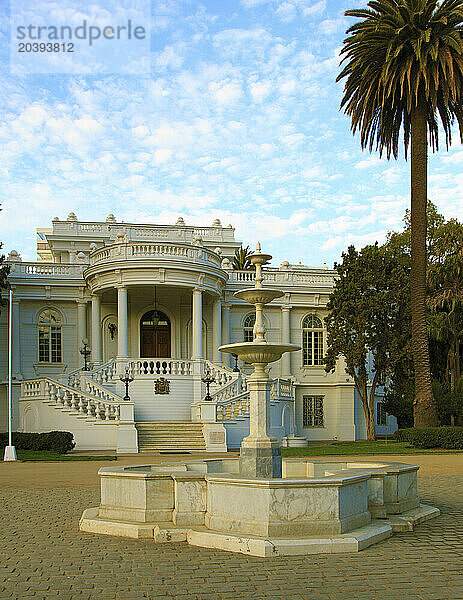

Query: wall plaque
[209,431,225,444]
[154,377,170,395]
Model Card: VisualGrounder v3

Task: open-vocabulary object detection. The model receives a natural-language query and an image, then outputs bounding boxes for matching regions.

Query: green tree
[337,0,463,427]
[427,218,463,391]
[232,245,254,271]
[324,243,410,440]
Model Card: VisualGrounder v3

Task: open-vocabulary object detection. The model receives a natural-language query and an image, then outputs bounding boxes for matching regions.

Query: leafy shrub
[0,431,75,454]
[394,426,463,449]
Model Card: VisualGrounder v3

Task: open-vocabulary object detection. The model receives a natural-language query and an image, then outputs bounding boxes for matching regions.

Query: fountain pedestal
[239,364,281,478]
[219,242,301,479]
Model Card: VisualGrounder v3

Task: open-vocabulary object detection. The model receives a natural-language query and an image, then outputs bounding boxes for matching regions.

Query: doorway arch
[140,310,171,358]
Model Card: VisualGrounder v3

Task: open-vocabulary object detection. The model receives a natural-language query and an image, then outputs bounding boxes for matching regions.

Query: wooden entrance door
[140,311,171,358]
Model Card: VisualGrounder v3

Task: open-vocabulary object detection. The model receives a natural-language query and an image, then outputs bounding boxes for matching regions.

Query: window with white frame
[302,315,324,366]
[376,402,387,426]
[243,313,255,342]
[303,395,324,427]
[38,309,62,363]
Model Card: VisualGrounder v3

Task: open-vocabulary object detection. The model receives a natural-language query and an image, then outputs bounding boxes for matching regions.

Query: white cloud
[210,81,243,105]
[249,80,272,103]
[303,1,326,16]
[355,156,381,169]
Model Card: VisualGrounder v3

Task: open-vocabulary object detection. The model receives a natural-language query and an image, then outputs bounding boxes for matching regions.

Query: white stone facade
[0,213,397,452]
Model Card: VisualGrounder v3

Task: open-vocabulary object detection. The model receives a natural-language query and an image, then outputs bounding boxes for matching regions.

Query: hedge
[0,431,75,454]
[394,426,463,449]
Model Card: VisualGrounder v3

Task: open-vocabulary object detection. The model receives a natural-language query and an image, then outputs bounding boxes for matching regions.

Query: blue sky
[1,0,462,267]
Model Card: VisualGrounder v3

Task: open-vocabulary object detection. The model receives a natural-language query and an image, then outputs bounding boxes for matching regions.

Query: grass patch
[13,450,117,462]
[281,440,463,457]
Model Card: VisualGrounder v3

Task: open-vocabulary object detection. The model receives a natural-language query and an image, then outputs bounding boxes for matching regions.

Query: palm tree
[337,0,463,427]
[232,245,255,271]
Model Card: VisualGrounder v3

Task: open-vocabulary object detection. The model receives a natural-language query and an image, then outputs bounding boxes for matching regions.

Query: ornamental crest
[154,377,170,395]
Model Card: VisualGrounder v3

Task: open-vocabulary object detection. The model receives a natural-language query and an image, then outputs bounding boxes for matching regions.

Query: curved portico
[82,241,228,369]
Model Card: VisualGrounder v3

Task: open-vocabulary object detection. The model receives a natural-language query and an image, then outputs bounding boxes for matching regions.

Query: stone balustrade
[215,377,293,423]
[228,269,336,287]
[52,219,235,243]
[89,242,221,268]
[89,359,117,384]
[21,378,125,421]
[270,378,294,400]
[203,360,237,387]
[216,392,250,421]
[130,358,194,377]
[81,375,125,405]
[7,261,84,279]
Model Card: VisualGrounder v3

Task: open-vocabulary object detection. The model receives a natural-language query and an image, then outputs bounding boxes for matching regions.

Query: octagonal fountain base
[79,458,440,557]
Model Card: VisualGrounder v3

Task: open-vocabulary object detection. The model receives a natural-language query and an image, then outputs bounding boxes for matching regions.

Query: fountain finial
[256,241,261,253]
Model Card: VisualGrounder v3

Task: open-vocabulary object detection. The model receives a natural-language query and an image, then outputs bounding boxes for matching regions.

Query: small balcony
[88,241,222,269]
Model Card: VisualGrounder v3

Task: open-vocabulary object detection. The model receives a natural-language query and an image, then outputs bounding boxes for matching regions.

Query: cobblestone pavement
[1,458,463,600]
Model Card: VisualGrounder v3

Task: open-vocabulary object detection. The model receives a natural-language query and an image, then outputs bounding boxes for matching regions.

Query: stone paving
[1,455,463,600]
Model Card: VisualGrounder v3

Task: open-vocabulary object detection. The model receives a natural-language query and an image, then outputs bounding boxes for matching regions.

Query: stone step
[135,421,207,452]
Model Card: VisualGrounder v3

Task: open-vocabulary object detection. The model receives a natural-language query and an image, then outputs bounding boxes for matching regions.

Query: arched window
[243,313,255,342]
[38,309,62,363]
[302,315,324,366]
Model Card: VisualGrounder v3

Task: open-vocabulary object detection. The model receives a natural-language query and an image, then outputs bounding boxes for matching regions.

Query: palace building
[0,213,396,453]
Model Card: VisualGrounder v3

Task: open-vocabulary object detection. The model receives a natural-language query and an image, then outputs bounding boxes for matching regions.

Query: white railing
[89,242,221,268]
[211,373,248,404]
[130,358,194,376]
[88,359,117,384]
[81,375,124,405]
[215,377,294,423]
[52,220,235,243]
[21,378,122,421]
[204,360,238,387]
[228,269,336,287]
[270,378,295,400]
[7,262,84,279]
[216,391,250,421]
[66,359,116,388]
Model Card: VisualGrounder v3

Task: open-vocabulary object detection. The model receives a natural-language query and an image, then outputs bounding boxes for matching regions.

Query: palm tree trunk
[411,102,438,427]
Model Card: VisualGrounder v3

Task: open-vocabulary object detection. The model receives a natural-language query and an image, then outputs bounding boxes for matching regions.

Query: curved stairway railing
[66,359,117,389]
[214,377,294,423]
[204,359,239,387]
[80,375,125,405]
[21,378,125,421]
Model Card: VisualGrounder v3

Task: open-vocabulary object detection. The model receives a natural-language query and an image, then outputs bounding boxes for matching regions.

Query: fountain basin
[234,288,283,305]
[80,457,440,556]
[219,341,301,365]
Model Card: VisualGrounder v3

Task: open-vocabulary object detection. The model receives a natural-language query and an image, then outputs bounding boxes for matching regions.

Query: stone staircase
[135,422,207,452]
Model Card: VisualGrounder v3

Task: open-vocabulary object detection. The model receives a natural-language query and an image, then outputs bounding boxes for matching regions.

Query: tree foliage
[324,243,410,439]
[232,245,255,271]
[337,0,463,160]
[383,205,463,425]
[336,0,463,427]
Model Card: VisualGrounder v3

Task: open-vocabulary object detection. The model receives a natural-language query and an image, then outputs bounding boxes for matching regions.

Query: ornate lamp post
[80,338,91,371]
[232,353,240,372]
[120,367,134,401]
[201,368,215,402]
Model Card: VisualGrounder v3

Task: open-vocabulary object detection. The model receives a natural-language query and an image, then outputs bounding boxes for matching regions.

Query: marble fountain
[80,244,440,557]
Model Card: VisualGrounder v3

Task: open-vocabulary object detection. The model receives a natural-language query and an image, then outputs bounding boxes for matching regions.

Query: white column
[12,299,21,378]
[212,298,222,363]
[221,303,231,367]
[192,288,203,359]
[281,306,291,377]
[91,294,102,365]
[77,301,87,347]
[117,285,129,358]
